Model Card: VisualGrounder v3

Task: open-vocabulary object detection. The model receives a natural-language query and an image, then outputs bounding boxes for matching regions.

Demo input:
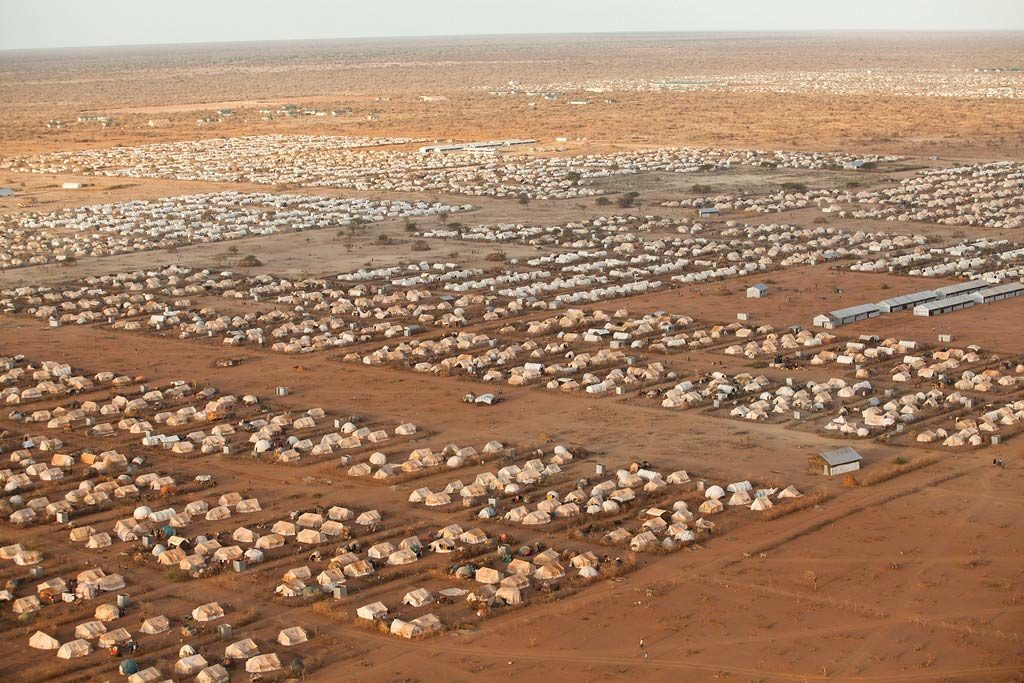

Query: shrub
[616,191,639,208]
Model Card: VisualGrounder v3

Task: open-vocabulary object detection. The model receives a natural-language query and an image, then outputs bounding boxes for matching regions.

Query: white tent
[245,654,282,674]
[57,639,92,659]
[277,626,309,646]
[192,602,224,622]
[402,587,433,607]
[28,631,59,650]
[356,601,388,620]
[225,638,259,659]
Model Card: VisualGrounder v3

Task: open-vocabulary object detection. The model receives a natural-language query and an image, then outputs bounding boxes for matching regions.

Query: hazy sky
[2,0,1022,50]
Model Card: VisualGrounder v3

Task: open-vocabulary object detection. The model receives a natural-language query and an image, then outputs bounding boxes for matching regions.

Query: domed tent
[704,485,726,500]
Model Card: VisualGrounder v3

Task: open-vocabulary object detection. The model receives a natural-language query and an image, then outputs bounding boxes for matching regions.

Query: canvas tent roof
[191,602,224,622]
[225,638,259,659]
[277,626,308,646]
[57,638,92,659]
[245,653,282,673]
[29,631,59,650]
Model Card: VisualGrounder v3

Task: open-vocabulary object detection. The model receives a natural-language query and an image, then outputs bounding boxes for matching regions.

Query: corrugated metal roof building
[814,303,880,329]
[972,282,1024,304]
[913,293,978,316]
[933,280,989,298]
[875,290,937,313]
[818,447,863,476]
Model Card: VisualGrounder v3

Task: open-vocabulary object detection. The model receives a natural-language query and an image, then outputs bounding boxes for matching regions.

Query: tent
[256,533,285,549]
[387,549,418,565]
[128,668,164,683]
[220,637,257,659]
[403,588,433,607]
[411,613,443,635]
[196,664,230,683]
[75,620,107,639]
[277,626,309,646]
[727,489,752,506]
[246,653,282,673]
[57,639,92,659]
[750,496,774,511]
[521,510,551,525]
[777,485,803,499]
[356,601,388,620]
[94,603,121,621]
[192,602,224,622]
[175,654,209,676]
[495,585,523,605]
[140,615,169,634]
[390,619,423,639]
[28,631,59,650]
[698,499,724,515]
[704,485,726,499]
[296,529,326,545]
[98,628,132,648]
[475,567,502,584]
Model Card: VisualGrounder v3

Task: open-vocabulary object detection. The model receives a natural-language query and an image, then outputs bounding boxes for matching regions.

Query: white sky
[1,0,1022,50]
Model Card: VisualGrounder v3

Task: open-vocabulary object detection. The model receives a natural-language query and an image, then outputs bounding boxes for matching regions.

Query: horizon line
[3,28,1024,54]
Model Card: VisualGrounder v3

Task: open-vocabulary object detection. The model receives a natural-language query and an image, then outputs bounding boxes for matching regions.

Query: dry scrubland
[0,32,1021,683]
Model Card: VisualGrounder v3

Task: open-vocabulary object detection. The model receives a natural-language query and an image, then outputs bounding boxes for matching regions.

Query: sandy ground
[0,32,1021,683]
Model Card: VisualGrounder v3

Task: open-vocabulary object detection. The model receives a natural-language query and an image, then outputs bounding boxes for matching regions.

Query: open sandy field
[0,32,1020,683]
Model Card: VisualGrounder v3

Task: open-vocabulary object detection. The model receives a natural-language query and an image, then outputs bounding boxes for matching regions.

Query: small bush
[411,240,431,252]
[616,191,639,208]
[166,568,190,582]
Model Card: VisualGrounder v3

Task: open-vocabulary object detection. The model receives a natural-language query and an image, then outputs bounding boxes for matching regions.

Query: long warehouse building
[972,282,1024,304]
[933,280,990,298]
[813,303,881,329]
[914,293,978,316]
[875,290,938,313]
